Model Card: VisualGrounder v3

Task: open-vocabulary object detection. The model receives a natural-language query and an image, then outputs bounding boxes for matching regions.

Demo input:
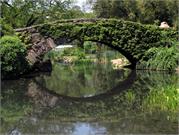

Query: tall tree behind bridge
[91,0,178,27]
[0,0,85,28]
[91,0,139,21]
[93,0,112,18]
[138,0,178,26]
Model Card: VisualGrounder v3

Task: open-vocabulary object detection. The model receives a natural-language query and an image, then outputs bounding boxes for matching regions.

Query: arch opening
[42,40,133,98]
[47,40,132,69]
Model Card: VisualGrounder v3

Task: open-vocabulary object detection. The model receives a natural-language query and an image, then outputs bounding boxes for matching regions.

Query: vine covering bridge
[16,18,177,68]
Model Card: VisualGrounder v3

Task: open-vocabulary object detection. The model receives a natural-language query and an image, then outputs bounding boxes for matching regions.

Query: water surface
[1,62,178,134]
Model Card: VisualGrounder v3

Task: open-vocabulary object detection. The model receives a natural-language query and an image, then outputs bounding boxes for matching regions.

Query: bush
[73,48,86,60]
[137,42,179,71]
[84,41,97,54]
[60,48,86,60]
[0,19,14,36]
[0,36,29,79]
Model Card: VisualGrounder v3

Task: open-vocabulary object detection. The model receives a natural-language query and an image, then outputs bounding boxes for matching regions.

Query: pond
[1,62,178,135]
[1,48,178,134]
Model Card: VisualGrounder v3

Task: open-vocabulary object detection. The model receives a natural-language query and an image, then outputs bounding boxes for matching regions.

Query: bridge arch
[16,18,177,68]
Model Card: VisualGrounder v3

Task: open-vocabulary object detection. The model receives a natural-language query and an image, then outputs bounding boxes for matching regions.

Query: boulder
[25,32,56,69]
[159,22,170,29]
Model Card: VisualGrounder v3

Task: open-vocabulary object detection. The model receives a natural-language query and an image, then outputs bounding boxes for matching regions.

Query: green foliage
[41,62,123,98]
[92,0,178,27]
[138,0,178,26]
[137,42,179,71]
[43,50,59,62]
[47,72,178,122]
[124,91,136,106]
[1,69,178,132]
[15,31,32,48]
[142,84,178,114]
[71,48,86,60]
[38,19,177,65]
[1,0,96,28]
[0,19,14,36]
[45,47,86,63]
[0,36,29,79]
[1,0,45,28]
[93,0,112,18]
[1,0,178,28]
[83,12,96,18]
[84,41,98,53]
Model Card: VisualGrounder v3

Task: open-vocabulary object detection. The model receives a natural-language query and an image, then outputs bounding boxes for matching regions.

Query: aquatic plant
[142,84,178,117]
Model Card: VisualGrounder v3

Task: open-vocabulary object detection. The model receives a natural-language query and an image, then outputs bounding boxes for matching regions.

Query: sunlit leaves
[0,36,29,78]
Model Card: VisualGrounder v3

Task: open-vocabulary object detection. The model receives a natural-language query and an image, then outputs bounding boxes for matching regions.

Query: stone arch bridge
[15,18,177,68]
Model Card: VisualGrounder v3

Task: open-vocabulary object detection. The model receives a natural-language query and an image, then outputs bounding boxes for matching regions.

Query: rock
[25,31,56,70]
[175,66,179,73]
[31,33,42,43]
[159,22,170,29]
[26,50,38,65]
[46,37,56,48]
[27,81,59,107]
[111,58,128,69]
[63,56,74,64]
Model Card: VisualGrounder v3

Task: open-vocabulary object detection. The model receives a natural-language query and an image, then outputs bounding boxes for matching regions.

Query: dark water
[1,62,178,135]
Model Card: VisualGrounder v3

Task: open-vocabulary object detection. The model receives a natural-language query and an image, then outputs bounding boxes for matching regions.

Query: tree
[0,0,80,28]
[124,0,139,21]
[93,0,112,18]
[110,0,128,19]
[91,0,178,27]
[137,0,178,26]
[1,0,45,28]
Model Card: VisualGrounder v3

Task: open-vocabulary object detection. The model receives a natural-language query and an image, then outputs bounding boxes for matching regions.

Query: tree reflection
[35,63,132,98]
[0,69,178,134]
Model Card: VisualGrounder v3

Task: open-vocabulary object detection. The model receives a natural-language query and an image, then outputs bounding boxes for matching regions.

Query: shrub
[0,36,29,79]
[59,48,86,60]
[0,19,14,36]
[84,41,97,54]
[73,48,86,60]
[137,42,179,71]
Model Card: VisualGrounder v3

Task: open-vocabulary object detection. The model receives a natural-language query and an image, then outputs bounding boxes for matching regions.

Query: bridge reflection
[1,70,177,134]
[30,70,136,103]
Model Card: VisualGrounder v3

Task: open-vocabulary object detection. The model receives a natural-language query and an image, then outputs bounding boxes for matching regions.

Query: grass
[142,84,178,115]
[137,42,179,71]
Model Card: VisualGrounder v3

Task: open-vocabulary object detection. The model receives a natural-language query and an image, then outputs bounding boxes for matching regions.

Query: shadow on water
[1,62,178,134]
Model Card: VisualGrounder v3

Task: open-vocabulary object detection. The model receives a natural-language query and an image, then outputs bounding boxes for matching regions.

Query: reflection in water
[1,62,178,134]
[27,81,59,107]
[73,123,106,135]
[35,63,131,98]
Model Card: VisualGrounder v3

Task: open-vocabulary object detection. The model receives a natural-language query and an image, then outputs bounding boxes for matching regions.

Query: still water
[1,61,178,134]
